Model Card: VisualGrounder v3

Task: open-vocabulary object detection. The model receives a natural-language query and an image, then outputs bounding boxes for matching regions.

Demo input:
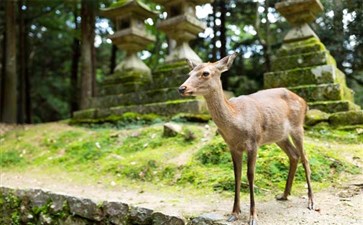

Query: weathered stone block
[73,108,97,120]
[163,122,182,137]
[48,193,68,213]
[264,65,336,88]
[66,196,104,221]
[103,201,129,225]
[308,100,361,113]
[92,88,188,109]
[100,82,145,95]
[110,99,208,117]
[289,83,352,102]
[129,206,153,225]
[271,51,335,72]
[329,110,363,126]
[190,213,230,225]
[305,109,330,126]
[277,42,325,57]
[152,212,185,225]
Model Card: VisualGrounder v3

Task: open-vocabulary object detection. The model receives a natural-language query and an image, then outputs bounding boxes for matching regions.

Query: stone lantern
[154,0,213,63]
[275,0,324,42]
[101,0,157,86]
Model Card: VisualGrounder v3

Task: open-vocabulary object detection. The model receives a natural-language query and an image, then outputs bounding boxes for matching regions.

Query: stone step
[100,81,146,95]
[308,100,361,113]
[277,42,326,57]
[289,83,354,102]
[73,98,207,119]
[264,65,341,88]
[91,88,189,108]
[271,51,336,72]
[329,110,363,126]
[151,72,189,90]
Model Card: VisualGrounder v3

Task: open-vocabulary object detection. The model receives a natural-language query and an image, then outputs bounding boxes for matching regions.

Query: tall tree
[18,0,31,123]
[2,0,17,123]
[80,0,97,109]
[70,2,80,114]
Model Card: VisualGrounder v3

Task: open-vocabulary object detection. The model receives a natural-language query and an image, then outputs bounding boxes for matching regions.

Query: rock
[191,213,230,225]
[152,212,185,225]
[66,196,104,221]
[163,122,182,137]
[305,109,330,126]
[103,201,129,225]
[27,189,49,208]
[49,193,68,213]
[329,110,363,126]
[60,216,88,225]
[129,206,153,225]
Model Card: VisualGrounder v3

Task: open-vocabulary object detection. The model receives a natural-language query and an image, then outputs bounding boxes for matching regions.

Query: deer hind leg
[276,138,300,201]
[291,128,314,210]
[247,147,258,225]
[227,150,243,222]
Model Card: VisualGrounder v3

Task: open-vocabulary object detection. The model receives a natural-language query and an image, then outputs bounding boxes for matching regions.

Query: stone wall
[0,187,229,225]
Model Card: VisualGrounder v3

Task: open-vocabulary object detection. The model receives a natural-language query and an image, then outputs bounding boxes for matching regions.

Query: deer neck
[204,87,235,128]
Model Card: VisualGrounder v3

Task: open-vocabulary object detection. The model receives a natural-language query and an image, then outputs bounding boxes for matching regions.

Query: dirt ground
[1,170,362,225]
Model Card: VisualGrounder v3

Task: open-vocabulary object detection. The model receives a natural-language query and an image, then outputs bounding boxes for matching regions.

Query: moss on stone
[73,108,97,120]
[308,100,361,113]
[305,109,330,126]
[289,83,344,102]
[264,65,336,88]
[271,51,330,72]
[329,110,363,126]
[154,60,189,72]
[277,42,326,57]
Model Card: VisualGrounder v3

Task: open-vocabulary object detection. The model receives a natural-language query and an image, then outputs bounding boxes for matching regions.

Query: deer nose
[178,86,187,94]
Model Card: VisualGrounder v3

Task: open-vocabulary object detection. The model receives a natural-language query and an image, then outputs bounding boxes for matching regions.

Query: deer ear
[215,52,238,73]
[186,59,199,69]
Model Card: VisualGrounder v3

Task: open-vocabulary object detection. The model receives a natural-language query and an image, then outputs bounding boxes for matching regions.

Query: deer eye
[202,71,210,77]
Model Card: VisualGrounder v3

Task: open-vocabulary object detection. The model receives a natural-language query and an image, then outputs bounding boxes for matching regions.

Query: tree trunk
[2,0,17,123]
[18,0,25,123]
[264,0,271,72]
[70,5,80,114]
[109,44,117,74]
[219,0,228,89]
[211,0,218,61]
[80,0,96,109]
[0,30,5,118]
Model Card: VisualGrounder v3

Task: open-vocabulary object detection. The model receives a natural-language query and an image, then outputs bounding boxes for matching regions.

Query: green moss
[329,110,363,126]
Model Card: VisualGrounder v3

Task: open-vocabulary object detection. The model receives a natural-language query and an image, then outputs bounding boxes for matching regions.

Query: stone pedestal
[264,0,362,127]
[102,0,157,88]
[154,0,212,63]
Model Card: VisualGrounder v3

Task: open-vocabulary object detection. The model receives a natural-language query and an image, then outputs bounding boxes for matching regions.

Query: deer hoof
[308,199,314,210]
[275,194,288,201]
[249,219,257,225]
[227,214,238,222]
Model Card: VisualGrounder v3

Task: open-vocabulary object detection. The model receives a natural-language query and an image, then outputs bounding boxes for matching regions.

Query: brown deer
[178,53,314,225]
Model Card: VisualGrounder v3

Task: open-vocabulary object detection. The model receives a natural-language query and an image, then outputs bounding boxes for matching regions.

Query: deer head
[178,52,238,96]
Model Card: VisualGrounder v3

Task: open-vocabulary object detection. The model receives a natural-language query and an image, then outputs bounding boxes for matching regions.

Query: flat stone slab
[308,100,361,113]
[329,110,363,126]
[73,99,207,120]
[264,65,338,88]
[271,51,335,72]
[288,83,353,102]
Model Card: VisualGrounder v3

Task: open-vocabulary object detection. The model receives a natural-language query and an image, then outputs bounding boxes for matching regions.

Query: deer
[178,52,314,225]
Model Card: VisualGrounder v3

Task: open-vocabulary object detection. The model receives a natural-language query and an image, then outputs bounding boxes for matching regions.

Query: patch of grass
[0,122,361,198]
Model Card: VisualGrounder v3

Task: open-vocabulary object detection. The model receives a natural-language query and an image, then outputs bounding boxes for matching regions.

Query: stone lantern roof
[101,0,157,19]
[275,0,324,25]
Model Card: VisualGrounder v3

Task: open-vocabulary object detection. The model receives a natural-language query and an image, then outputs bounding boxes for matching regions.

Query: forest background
[0,0,362,124]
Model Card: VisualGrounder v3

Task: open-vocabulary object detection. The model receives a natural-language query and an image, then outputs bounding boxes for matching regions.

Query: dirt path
[1,171,362,225]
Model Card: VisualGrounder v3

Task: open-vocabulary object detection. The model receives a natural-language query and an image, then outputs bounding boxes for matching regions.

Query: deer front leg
[227,150,243,222]
[247,148,258,225]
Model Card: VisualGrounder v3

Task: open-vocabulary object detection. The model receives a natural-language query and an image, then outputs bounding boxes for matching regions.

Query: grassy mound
[1,120,361,198]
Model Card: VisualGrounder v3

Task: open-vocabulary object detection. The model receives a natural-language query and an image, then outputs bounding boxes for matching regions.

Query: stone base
[73,99,208,120]
[329,110,363,126]
[308,100,361,113]
[288,83,353,102]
